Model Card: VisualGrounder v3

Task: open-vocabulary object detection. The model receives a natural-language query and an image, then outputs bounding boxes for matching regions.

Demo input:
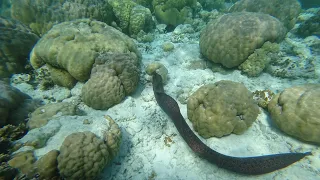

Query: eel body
[152,72,311,175]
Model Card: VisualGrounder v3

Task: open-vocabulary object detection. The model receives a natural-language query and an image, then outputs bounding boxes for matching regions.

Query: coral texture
[35,150,60,180]
[0,16,39,78]
[296,9,320,38]
[81,68,125,110]
[0,81,31,127]
[153,0,196,26]
[108,0,154,36]
[81,52,140,110]
[30,19,140,88]
[27,102,80,129]
[199,12,286,68]
[229,0,301,30]
[187,80,259,138]
[268,84,320,144]
[8,151,37,178]
[238,41,280,77]
[57,131,110,180]
[11,0,114,36]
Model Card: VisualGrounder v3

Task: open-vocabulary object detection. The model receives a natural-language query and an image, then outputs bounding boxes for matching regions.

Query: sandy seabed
[12,31,320,180]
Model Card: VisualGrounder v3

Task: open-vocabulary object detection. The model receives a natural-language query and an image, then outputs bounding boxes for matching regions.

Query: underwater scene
[0,0,320,179]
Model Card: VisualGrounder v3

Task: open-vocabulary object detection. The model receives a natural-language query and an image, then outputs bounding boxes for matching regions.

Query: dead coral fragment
[253,89,275,109]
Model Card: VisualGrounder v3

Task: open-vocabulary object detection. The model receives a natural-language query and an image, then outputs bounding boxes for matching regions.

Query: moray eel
[152,72,311,175]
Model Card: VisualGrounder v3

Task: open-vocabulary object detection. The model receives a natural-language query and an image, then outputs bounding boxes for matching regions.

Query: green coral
[108,0,136,33]
[108,0,154,36]
[238,41,280,77]
[162,42,174,52]
[198,0,226,11]
[199,12,286,68]
[268,84,320,144]
[82,52,140,110]
[129,5,154,36]
[135,0,153,9]
[30,19,140,88]
[153,0,196,26]
[11,0,115,36]
[57,131,110,179]
[187,80,259,138]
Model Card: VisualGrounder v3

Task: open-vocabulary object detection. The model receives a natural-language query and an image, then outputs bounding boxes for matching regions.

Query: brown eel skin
[152,72,311,175]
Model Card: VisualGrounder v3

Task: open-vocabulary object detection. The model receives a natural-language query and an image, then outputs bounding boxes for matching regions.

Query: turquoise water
[0,0,319,180]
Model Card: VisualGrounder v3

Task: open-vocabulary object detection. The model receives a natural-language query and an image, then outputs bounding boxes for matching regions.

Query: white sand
[12,31,320,180]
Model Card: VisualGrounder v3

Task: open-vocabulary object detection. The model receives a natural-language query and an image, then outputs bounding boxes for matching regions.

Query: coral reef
[153,0,197,26]
[35,150,60,180]
[0,16,39,78]
[238,41,280,77]
[11,0,114,36]
[0,0,11,17]
[266,56,316,79]
[27,102,81,129]
[81,52,140,110]
[162,42,175,52]
[82,68,125,110]
[187,80,259,138]
[298,0,320,8]
[268,84,320,144]
[0,162,18,180]
[229,0,301,30]
[108,0,155,36]
[253,89,275,109]
[30,19,141,88]
[198,0,226,11]
[57,131,110,179]
[296,9,320,38]
[11,114,121,179]
[145,62,168,84]
[8,151,37,178]
[0,81,32,127]
[199,12,286,68]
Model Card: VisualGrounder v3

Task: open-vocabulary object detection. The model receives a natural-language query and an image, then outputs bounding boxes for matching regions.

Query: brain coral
[187,80,259,138]
[0,16,39,78]
[81,52,140,110]
[268,84,320,144]
[30,19,141,88]
[199,12,286,68]
[57,131,110,180]
[229,0,301,30]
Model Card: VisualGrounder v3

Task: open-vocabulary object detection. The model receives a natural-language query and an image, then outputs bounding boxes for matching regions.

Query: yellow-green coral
[11,0,115,36]
[30,19,140,88]
[129,5,154,36]
[57,131,110,179]
[162,42,174,51]
[109,0,136,33]
[200,12,286,68]
[268,84,320,144]
[109,0,154,36]
[187,81,259,138]
[239,41,280,77]
[153,0,196,26]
